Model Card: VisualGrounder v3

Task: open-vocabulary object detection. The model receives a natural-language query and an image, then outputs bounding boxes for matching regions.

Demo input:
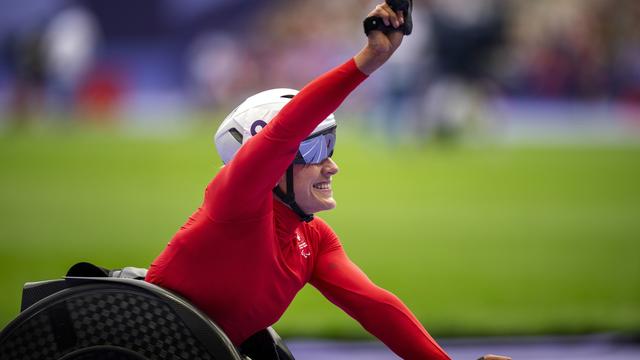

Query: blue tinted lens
[295,127,336,164]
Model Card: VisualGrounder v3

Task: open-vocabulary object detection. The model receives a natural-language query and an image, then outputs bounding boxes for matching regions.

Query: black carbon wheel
[58,345,148,360]
[0,279,243,360]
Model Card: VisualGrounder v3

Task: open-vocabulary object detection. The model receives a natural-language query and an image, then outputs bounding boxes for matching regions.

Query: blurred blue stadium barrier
[286,334,640,360]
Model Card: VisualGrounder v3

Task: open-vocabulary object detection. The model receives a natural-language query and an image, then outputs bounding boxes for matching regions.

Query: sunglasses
[294,126,336,165]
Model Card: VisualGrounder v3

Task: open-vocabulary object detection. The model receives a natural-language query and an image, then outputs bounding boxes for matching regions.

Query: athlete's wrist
[354,46,388,75]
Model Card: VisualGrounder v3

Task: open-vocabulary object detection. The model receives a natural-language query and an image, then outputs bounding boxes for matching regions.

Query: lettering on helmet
[250,120,268,136]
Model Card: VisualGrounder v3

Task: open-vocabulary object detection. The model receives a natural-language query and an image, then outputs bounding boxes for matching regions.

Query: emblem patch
[296,233,311,258]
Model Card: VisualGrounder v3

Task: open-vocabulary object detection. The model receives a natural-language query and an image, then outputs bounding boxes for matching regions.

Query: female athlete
[147,3,509,360]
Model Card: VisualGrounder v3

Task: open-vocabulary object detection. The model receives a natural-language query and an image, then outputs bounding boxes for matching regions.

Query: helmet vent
[228,128,243,143]
[280,94,295,99]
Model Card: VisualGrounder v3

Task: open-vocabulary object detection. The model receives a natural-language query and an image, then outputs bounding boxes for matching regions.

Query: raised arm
[355,2,405,74]
[310,242,451,360]
[204,2,407,222]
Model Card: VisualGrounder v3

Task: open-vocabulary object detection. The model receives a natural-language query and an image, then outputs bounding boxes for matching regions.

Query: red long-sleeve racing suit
[146,59,451,360]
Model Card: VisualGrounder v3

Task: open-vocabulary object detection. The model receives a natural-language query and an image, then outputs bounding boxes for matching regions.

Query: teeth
[314,182,330,190]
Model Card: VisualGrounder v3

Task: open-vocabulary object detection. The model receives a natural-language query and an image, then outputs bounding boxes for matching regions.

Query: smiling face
[277,157,339,214]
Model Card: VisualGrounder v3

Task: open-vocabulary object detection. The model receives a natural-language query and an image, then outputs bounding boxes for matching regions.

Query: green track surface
[1,124,639,339]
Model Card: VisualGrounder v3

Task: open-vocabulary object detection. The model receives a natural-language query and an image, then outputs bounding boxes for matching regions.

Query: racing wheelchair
[0,262,294,360]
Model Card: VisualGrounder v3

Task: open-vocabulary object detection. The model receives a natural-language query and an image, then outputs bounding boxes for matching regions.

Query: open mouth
[313,182,331,190]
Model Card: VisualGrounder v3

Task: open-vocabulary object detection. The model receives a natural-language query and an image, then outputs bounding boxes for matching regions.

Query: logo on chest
[296,233,311,258]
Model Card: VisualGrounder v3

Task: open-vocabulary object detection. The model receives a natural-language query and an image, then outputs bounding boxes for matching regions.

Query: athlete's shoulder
[305,216,341,254]
[307,215,334,234]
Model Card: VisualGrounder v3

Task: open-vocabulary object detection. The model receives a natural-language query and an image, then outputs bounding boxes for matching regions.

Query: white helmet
[214,88,336,164]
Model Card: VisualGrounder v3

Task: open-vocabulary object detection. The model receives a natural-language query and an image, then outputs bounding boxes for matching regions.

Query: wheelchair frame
[0,275,292,359]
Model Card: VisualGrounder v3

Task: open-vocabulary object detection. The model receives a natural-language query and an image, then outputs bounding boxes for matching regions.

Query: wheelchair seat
[0,264,294,360]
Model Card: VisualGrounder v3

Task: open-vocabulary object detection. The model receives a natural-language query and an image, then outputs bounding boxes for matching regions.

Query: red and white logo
[296,233,311,258]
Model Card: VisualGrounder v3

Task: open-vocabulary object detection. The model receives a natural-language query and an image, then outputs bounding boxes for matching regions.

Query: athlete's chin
[307,198,336,214]
[323,199,337,211]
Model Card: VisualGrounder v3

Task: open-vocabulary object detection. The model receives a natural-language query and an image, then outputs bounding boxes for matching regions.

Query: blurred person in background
[369,0,431,143]
[419,0,507,143]
[44,4,99,119]
[368,0,507,144]
[146,2,466,359]
[4,26,47,130]
[2,2,99,129]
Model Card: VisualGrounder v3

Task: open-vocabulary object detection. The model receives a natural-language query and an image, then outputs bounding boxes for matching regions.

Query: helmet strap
[273,164,314,223]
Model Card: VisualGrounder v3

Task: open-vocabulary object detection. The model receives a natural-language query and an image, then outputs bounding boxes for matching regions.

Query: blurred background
[0,0,639,347]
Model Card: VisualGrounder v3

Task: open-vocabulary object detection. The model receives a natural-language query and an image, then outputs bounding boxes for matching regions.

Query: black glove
[363,0,413,36]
